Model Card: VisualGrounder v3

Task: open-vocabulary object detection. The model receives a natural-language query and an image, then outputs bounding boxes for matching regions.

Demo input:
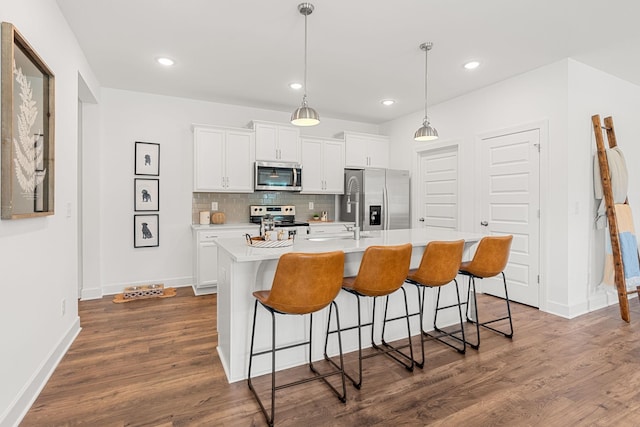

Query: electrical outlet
[211,202,218,211]
[309,202,314,210]
[61,299,66,316]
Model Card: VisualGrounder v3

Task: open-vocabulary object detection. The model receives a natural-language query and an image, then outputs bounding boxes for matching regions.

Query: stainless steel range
[249,205,309,237]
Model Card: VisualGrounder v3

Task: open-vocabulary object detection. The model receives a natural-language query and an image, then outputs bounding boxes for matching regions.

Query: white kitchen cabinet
[193,125,255,192]
[300,137,345,194]
[341,131,389,168]
[252,121,300,162]
[192,225,259,295]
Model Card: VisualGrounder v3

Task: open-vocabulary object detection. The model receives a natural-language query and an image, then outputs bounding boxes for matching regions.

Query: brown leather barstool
[405,240,466,366]
[247,251,346,427]
[324,244,413,389]
[459,235,514,349]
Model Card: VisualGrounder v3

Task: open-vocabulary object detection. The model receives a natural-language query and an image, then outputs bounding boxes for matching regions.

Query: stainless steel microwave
[255,161,302,191]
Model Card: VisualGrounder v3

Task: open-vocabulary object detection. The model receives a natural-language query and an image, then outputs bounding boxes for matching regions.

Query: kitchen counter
[216,228,481,262]
[191,223,256,230]
[215,227,485,383]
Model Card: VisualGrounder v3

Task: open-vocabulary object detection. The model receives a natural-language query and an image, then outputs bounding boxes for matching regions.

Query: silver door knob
[480,221,488,226]
[418,217,425,222]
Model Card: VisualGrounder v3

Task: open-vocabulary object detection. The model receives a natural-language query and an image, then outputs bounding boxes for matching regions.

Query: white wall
[0,0,100,425]
[382,58,640,319]
[95,89,379,296]
[382,60,572,316]
[567,59,640,311]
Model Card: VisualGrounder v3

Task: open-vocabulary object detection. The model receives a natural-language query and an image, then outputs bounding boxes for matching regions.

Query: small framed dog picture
[134,214,159,248]
[134,178,159,211]
[135,141,160,176]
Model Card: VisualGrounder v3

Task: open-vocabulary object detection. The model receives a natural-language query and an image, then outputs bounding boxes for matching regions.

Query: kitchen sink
[306,234,372,242]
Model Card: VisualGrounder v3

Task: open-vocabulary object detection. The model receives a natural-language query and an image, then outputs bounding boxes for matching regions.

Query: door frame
[474,120,549,312]
[412,140,460,229]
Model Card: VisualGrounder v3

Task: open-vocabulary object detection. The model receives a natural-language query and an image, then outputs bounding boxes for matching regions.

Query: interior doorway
[414,144,459,230]
[479,128,541,307]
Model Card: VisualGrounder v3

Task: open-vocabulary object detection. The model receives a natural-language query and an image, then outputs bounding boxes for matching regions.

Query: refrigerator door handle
[383,186,389,230]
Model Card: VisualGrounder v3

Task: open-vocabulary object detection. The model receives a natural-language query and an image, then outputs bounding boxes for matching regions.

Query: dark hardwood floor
[21,287,640,426]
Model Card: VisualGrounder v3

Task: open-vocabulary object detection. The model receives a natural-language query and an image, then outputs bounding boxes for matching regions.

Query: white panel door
[480,129,540,307]
[417,146,458,229]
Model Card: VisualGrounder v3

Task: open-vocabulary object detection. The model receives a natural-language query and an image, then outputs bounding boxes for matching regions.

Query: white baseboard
[2,317,81,427]
[90,276,193,297]
[542,299,589,319]
[80,286,103,300]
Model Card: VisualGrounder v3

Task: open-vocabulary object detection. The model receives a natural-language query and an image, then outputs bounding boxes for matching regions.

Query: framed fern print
[1,22,55,219]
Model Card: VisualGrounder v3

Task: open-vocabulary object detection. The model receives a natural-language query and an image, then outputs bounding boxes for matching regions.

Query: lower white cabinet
[192,225,259,295]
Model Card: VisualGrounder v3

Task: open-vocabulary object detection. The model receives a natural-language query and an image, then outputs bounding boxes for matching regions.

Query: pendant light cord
[303,10,308,105]
[424,44,429,124]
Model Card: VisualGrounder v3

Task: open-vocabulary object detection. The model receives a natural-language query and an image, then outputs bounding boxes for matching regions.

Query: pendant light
[291,3,320,126]
[414,42,438,141]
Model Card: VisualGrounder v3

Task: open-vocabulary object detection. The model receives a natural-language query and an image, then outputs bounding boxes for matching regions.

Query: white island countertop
[216,228,486,263]
[215,226,486,383]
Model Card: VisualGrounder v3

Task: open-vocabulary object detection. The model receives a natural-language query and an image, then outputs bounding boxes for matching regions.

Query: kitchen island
[215,228,485,383]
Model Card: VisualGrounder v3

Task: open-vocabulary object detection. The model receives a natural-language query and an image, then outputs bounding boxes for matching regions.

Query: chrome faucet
[345,175,361,240]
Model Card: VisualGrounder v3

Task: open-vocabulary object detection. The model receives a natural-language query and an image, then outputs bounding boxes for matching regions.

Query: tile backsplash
[192,192,336,224]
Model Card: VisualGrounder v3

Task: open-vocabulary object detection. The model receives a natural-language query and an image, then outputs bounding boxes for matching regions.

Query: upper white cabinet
[252,121,301,162]
[300,137,345,194]
[341,131,389,168]
[193,125,255,192]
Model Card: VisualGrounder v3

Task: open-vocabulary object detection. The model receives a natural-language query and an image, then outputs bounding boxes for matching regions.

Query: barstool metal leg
[246,300,277,426]
[464,272,514,349]
[380,287,415,371]
[250,302,347,427]
[419,280,467,354]
[464,275,481,349]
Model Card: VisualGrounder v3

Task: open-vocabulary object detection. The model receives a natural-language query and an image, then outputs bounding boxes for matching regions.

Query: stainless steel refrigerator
[340,168,410,230]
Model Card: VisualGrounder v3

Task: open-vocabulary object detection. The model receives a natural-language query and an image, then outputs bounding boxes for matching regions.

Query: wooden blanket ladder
[592,114,640,322]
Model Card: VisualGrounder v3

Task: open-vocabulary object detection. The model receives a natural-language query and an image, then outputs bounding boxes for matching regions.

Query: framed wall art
[134,178,159,211]
[1,22,55,219]
[135,141,160,176]
[134,214,159,248]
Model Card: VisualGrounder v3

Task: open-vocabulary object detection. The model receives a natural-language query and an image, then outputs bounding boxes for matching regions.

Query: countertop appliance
[249,205,309,237]
[255,161,302,191]
[340,168,410,231]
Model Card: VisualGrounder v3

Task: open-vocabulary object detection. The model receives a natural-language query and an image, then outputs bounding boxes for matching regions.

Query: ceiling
[55,0,640,124]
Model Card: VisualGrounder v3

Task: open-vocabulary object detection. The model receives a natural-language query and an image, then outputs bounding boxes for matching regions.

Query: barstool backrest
[265,251,345,314]
[463,235,513,278]
[351,244,412,297]
[408,240,464,286]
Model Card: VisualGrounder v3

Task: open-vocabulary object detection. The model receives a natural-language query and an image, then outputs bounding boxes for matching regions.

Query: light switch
[309,202,314,210]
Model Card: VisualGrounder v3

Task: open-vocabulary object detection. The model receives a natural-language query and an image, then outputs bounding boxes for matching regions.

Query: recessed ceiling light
[156,57,175,66]
[381,99,396,106]
[289,82,302,90]
[463,60,480,70]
